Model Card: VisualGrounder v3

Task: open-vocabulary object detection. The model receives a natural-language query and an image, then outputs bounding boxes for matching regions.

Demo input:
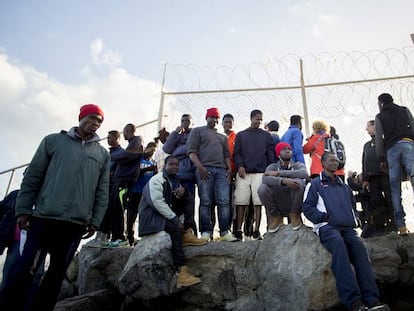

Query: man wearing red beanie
[257,142,308,233]
[186,107,237,242]
[79,103,105,121]
[0,104,110,310]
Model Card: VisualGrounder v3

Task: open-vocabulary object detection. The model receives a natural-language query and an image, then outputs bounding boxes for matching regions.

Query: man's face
[165,157,179,175]
[365,122,375,136]
[123,126,133,140]
[79,114,103,136]
[206,116,219,128]
[107,134,119,147]
[322,154,339,173]
[251,113,262,129]
[222,116,234,132]
[279,147,292,161]
[181,116,192,130]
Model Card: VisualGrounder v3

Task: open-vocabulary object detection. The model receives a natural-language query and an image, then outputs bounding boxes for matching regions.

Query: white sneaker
[219,232,237,242]
[200,232,211,242]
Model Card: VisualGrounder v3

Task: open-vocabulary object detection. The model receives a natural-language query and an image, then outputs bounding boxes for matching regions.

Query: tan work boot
[176,266,201,288]
[398,226,410,236]
[289,212,303,230]
[268,215,284,233]
[182,229,208,246]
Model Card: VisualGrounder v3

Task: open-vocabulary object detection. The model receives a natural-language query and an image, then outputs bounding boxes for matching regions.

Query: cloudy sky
[0,0,413,172]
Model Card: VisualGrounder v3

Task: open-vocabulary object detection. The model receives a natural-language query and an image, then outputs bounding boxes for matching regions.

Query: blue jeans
[386,141,414,228]
[196,166,231,235]
[319,225,380,310]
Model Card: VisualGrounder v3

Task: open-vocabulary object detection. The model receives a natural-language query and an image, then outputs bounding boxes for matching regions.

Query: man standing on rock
[138,155,206,288]
[303,152,389,311]
[0,104,110,311]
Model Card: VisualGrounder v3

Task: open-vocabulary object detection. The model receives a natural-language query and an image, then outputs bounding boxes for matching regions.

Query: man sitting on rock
[257,142,308,233]
[138,155,206,288]
[303,152,389,311]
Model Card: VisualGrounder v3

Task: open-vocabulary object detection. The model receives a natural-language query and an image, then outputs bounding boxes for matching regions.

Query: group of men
[1,91,413,310]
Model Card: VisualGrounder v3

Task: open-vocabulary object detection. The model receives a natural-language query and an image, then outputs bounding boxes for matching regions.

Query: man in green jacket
[0,104,110,311]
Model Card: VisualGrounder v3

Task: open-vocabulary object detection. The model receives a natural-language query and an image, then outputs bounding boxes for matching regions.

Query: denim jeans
[196,166,231,235]
[386,141,414,228]
[319,225,380,310]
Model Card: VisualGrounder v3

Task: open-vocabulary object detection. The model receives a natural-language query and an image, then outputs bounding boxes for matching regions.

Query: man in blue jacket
[303,152,389,311]
[0,104,110,311]
[281,115,305,164]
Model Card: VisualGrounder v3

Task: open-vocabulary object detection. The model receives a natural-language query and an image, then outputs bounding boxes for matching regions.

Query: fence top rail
[0,163,29,176]
[162,74,414,96]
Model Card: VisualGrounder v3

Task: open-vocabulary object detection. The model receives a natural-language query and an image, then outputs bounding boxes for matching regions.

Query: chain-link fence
[2,47,414,200]
[158,47,414,175]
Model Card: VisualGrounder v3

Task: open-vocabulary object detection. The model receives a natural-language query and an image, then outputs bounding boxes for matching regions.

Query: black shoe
[252,230,263,240]
[234,230,243,241]
[351,300,368,311]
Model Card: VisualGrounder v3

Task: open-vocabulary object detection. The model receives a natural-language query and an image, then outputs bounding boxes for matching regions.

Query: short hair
[146,142,157,149]
[181,114,192,119]
[267,120,279,131]
[164,155,178,166]
[312,120,329,133]
[250,109,262,119]
[368,120,375,126]
[108,130,120,138]
[378,93,393,105]
[290,115,302,125]
[321,151,334,163]
[222,113,234,121]
[125,123,136,133]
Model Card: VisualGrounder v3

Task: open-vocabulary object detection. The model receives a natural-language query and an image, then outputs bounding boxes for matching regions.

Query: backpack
[324,136,346,169]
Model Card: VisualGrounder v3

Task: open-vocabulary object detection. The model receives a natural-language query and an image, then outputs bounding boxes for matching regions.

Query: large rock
[55,228,414,311]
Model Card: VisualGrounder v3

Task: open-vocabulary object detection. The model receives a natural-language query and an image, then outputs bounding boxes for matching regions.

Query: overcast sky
[1,0,413,172]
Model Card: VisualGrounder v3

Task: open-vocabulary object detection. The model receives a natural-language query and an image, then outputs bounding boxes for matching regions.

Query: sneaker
[182,229,208,246]
[252,230,263,240]
[268,215,284,233]
[367,301,390,311]
[200,232,212,242]
[104,239,130,248]
[234,230,243,241]
[398,226,410,235]
[219,232,238,242]
[351,300,368,311]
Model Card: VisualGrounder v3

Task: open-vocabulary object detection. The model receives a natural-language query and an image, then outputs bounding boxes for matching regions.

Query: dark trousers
[367,175,395,232]
[0,217,84,311]
[126,192,142,241]
[164,219,185,269]
[107,182,127,241]
[163,192,195,269]
[319,225,380,310]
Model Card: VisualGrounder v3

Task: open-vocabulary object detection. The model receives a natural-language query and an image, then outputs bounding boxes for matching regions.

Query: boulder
[55,227,414,311]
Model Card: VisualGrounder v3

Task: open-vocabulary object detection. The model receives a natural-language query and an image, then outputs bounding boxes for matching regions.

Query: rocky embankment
[55,226,414,311]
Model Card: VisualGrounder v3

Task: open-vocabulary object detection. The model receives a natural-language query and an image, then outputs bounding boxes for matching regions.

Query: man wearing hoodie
[0,104,110,311]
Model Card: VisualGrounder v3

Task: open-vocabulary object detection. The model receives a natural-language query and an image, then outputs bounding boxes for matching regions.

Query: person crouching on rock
[138,155,206,288]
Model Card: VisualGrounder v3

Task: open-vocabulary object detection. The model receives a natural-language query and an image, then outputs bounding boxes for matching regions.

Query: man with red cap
[257,142,308,233]
[186,107,237,242]
[0,103,110,310]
